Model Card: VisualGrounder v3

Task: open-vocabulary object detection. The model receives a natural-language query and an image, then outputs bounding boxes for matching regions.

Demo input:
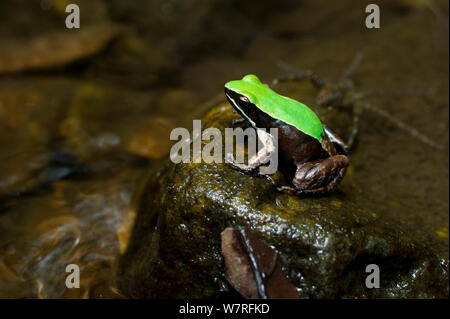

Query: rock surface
[118,104,448,298]
[0,25,121,74]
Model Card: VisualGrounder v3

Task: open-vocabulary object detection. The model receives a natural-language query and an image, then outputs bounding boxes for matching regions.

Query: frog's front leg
[291,155,349,194]
[228,128,276,173]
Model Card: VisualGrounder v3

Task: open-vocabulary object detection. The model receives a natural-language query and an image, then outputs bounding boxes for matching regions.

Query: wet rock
[0,78,80,199]
[83,32,170,88]
[59,82,175,160]
[0,24,121,74]
[0,165,143,298]
[0,0,110,39]
[118,104,448,298]
[0,78,174,200]
[155,89,199,118]
[107,0,254,67]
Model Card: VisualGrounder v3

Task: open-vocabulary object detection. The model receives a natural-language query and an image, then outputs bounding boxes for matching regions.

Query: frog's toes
[277,185,296,193]
[224,153,259,173]
[230,162,260,174]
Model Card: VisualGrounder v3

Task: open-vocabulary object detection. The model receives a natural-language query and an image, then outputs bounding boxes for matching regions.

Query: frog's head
[224,74,265,126]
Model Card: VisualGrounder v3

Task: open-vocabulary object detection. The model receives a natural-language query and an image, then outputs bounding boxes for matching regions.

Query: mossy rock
[118,104,448,298]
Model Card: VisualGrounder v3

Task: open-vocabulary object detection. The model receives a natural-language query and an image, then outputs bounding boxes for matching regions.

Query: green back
[225,74,324,142]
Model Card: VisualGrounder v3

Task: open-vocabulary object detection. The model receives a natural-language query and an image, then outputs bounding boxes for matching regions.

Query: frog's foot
[292,155,349,195]
[226,129,276,174]
[277,185,297,194]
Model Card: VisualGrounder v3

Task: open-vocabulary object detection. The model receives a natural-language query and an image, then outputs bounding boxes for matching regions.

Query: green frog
[224,74,349,195]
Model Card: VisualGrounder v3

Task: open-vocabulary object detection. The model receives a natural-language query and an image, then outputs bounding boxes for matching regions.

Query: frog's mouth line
[224,88,257,128]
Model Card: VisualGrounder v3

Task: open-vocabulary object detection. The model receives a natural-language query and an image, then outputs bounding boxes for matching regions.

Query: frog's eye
[239,96,250,104]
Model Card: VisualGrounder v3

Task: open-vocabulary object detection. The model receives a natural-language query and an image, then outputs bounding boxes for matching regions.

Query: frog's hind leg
[227,128,276,173]
[292,155,349,195]
[323,124,349,155]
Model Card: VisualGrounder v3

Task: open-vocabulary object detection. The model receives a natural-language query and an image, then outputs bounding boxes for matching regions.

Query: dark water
[0,0,448,298]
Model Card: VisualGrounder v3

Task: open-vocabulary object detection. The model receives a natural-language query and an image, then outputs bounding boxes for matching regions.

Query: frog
[224,74,349,195]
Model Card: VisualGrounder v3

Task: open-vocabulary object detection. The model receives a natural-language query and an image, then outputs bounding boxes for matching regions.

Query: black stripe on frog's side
[224,87,258,128]
[225,86,295,132]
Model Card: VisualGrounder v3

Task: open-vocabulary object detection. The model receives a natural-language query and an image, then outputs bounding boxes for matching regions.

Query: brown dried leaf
[221,227,299,299]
